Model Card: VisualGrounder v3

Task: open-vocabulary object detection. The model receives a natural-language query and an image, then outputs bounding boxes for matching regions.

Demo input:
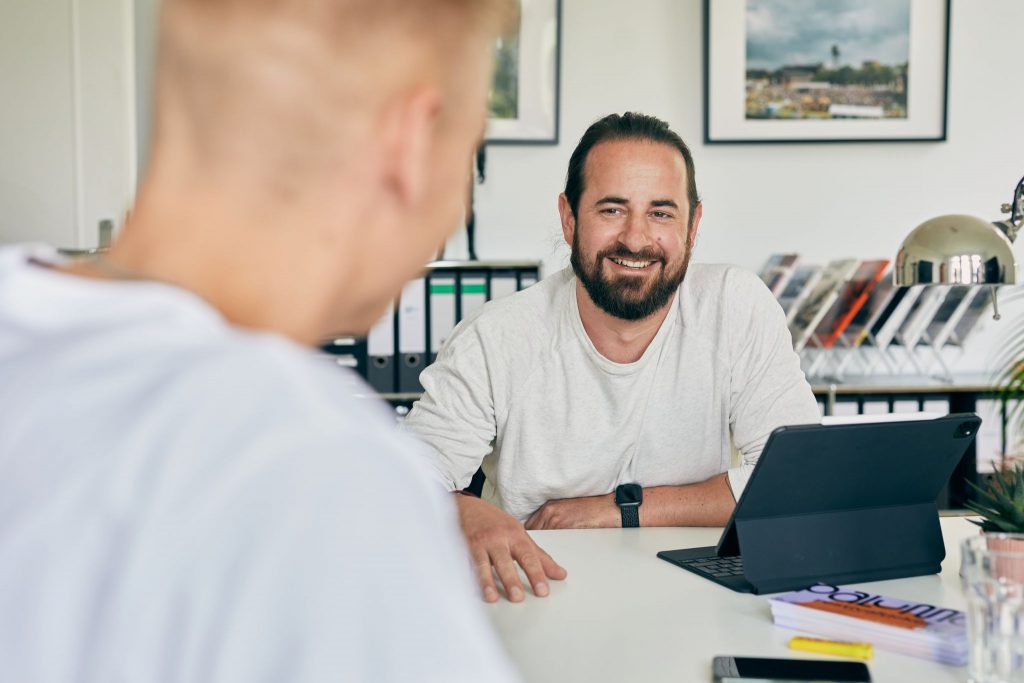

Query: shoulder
[443,267,571,352]
[683,263,771,299]
[160,331,440,500]
[680,264,778,320]
[170,331,368,422]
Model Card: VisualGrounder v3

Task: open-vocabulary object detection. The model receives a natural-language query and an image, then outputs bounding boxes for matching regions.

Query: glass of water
[961,533,1024,683]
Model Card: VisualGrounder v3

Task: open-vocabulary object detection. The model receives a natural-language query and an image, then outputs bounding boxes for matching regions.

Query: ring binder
[398,278,427,393]
[321,261,541,396]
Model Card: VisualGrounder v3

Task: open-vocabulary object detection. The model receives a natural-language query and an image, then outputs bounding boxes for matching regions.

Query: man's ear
[687,201,703,248]
[379,86,442,209]
[558,193,576,247]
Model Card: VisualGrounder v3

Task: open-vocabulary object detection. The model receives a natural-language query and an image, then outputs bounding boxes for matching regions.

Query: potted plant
[967,463,1024,534]
[965,463,1024,580]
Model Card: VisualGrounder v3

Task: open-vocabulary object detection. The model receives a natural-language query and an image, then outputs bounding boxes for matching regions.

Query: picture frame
[704,0,950,144]
[486,0,561,145]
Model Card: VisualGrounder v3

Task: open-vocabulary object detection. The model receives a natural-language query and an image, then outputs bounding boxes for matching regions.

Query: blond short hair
[151,0,517,182]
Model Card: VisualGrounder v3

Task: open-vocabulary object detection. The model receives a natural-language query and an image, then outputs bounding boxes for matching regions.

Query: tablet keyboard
[677,555,744,578]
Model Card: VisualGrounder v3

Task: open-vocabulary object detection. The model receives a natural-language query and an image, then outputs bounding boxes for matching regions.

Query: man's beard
[570,229,691,321]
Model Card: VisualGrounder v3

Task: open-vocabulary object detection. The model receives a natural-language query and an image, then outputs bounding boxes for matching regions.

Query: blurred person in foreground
[0,0,521,681]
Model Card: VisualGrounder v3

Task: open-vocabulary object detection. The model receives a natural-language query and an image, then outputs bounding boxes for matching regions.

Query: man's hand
[524,493,620,530]
[454,494,567,603]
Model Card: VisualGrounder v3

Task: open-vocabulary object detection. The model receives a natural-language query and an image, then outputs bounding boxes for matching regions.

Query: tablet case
[658,414,981,594]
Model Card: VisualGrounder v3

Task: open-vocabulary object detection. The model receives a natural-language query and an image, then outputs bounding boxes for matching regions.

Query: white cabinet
[0,0,137,250]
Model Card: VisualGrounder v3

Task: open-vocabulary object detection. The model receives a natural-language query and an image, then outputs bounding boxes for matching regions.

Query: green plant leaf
[965,464,1024,533]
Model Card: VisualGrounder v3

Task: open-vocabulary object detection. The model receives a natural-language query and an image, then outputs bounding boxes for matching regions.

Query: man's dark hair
[563,112,700,221]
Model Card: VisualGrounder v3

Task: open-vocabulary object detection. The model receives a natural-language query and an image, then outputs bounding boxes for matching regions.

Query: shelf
[808,374,998,395]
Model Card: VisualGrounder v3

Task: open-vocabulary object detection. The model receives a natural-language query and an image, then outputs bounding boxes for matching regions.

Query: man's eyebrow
[595,196,629,205]
[651,199,679,209]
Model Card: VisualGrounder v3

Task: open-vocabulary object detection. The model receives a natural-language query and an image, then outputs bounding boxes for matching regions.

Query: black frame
[703,0,951,145]
[486,0,562,146]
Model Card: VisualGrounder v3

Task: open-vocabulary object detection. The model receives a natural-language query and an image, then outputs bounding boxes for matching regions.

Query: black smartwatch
[614,483,643,528]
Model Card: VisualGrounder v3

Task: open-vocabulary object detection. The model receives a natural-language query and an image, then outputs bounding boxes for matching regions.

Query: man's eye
[651,211,672,219]
[601,208,622,215]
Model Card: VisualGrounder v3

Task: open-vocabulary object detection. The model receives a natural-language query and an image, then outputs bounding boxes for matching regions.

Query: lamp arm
[990,173,1024,321]
[995,173,1024,243]
[1012,173,1024,225]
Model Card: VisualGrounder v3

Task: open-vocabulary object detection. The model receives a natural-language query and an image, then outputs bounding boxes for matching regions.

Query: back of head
[153,0,516,190]
[564,112,700,222]
[131,0,517,339]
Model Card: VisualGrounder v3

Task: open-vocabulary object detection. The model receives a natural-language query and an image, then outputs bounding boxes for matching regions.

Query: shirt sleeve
[725,270,821,498]
[402,322,499,491]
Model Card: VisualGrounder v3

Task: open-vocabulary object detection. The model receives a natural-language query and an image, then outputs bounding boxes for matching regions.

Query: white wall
[0,0,136,250]
[0,0,77,248]
[135,0,159,174]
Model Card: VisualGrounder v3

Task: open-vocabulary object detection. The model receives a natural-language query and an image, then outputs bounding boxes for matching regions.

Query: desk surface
[486,517,976,683]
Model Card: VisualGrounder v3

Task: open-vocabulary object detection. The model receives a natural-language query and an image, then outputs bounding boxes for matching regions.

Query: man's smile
[608,256,657,270]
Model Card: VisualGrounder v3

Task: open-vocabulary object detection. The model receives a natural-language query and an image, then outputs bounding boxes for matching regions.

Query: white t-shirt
[405,265,821,522]
[0,245,519,683]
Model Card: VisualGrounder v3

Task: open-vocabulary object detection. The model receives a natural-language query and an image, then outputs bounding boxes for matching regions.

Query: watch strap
[620,504,639,528]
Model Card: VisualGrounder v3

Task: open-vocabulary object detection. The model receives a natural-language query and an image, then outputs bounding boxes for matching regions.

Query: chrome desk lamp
[895,174,1023,320]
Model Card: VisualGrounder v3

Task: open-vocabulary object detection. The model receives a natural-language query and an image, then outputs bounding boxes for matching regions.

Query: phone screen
[713,656,871,682]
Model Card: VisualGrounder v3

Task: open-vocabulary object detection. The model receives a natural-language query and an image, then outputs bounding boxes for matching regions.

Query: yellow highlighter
[789,636,874,660]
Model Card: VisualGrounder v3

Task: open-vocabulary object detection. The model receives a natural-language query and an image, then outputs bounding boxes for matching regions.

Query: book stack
[768,583,967,666]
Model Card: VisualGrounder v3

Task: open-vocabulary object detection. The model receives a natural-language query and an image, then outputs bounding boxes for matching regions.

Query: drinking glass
[961,533,1024,683]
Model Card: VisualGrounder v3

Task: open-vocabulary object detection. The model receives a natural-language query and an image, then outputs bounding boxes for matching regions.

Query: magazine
[758,253,800,296]
[950,287,993,347]
[839,273,896,348]
[769,583,966,666]
[788,259,858,351]
[779,265,823,323]
[923,286,976,347]
[896,287,950,348]
[864,286,923,350]
[807,259,890,349]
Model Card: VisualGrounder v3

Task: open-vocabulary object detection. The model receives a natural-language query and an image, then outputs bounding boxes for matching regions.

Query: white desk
[486,517,977,683]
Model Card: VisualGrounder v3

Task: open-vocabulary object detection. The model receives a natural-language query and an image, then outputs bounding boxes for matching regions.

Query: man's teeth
[611,258,654,269]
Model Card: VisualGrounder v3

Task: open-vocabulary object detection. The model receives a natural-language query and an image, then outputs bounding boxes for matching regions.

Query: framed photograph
[704,0,950,144]
[486,0,561,145]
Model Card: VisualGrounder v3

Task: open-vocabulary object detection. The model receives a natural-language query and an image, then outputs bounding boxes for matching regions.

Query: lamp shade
[894,214,1018,286]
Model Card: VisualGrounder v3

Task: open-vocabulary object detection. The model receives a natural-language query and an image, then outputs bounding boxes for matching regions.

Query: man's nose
[619,212,654,253]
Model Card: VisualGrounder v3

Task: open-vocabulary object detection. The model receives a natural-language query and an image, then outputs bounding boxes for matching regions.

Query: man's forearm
[639,473,735,527]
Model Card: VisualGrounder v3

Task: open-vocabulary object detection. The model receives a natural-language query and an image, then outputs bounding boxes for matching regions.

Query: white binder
[490,272,519,300]
[459,274,487,321]
[366,305,395,393]
[429,274,457,361]
[398,278,427,392]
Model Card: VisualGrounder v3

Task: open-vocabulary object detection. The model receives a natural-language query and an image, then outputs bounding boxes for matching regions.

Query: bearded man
[404,112,820,604]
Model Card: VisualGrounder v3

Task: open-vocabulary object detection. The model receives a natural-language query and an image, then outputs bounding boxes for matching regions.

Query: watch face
[615,483,642,506]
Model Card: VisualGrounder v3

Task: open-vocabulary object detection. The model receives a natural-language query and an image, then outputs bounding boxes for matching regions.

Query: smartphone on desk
[712,656,871,682]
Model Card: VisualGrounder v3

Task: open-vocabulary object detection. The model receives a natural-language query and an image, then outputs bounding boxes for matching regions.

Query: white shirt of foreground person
[0,246,520,683]
[406,264,821,522]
